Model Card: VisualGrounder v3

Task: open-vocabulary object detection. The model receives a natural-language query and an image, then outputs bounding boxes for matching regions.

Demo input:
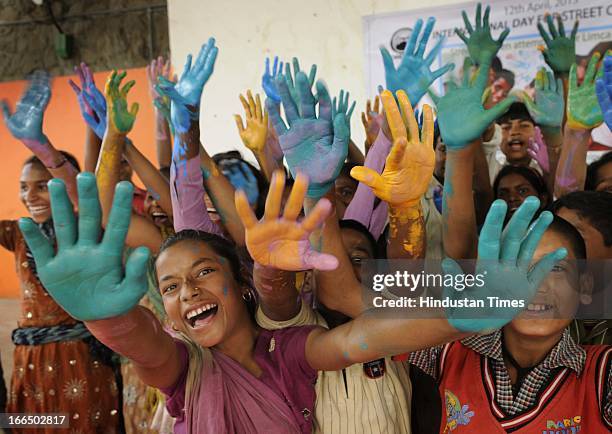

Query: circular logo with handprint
[390,27,413,54]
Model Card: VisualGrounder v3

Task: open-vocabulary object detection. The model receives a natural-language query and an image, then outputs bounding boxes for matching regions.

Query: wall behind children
[0,68,157,298]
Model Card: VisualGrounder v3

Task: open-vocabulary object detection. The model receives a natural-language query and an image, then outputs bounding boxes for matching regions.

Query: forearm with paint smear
[253,262,300,321]
[85,306,182,390]
[171,154,220,235]
[554,126,591,198]
[95,131,126,225]
[387,203,425,259]
[443,143,478,260]
[343,129,392,237]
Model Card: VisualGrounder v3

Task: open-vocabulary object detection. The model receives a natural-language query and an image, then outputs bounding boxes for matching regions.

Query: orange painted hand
[235,170,338,271]
[104,70,139,135]
[350,89,434,208]
[361,96,382,151]
[234,90,268,155]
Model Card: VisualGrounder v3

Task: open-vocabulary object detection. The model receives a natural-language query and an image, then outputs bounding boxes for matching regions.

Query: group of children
[0,2,611,433]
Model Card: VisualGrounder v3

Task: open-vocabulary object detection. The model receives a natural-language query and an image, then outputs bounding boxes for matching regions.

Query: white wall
[167,0,466,158]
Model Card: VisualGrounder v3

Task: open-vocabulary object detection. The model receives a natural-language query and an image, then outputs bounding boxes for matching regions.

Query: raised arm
[438,57,515,259]
[555,54,604,197]
[156,38,224,237]
[236,171,338,321]
[350,90,435,259]
[235,90,280,180]
[520,68,565,190]
[595,55,612,130]
[304,197,567,371]
[95,70,162,252]
[266,66,364,317]
[147,56,174,169]
[3,71,79,204]
[123,139,173,217]
[69,62,106,173]
[18,173,181,390]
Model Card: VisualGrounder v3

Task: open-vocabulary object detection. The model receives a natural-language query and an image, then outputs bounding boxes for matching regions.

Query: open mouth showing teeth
[527,303,553,312]
[509,140,523,149]
[185,304,218,327]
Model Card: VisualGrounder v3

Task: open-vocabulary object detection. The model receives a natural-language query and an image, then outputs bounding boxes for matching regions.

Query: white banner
[363,0,612,98]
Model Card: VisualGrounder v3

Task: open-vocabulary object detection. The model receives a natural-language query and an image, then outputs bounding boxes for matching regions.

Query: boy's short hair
[496,69,515,88]
[585,151,612,191]
[497,102,535,125]
[547,215,587,260]
[550,191,612,247]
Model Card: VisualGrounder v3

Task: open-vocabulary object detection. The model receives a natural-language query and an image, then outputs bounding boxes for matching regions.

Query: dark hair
[339,219,380,258]
[496,69,515,88]
[493,165,550,206]
[212,150,269,218]
[491,56,503,73]
[339,162,359,181]
[550,191,612,247]
[24,151,81,172]
[547,215,587,260]
[497,102,534,125]
[585,151,612,191]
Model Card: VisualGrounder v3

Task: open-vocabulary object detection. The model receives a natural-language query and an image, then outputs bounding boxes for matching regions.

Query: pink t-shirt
[162,326,318,434]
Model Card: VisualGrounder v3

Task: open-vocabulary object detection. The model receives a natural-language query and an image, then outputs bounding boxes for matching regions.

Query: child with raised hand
[17,138,570,434]
[411,205,611,432]
[1,72,121,432]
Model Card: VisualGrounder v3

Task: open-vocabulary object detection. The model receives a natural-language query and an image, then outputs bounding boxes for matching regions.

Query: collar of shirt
[461,328,586,375]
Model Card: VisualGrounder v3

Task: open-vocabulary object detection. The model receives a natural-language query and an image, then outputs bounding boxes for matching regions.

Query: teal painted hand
[521,68,564,128]
[456,3,510,66]
[442,197,567,332]
[537,15,578,75]
[18,173,150,321]
[267,71,354,198]
[567,53,604,129]
[596,55,612,130]
[104,70,139,134]
[381,17,454,105]
[2,70,50,143]
[284,57,317,111]
[437,59,516,149]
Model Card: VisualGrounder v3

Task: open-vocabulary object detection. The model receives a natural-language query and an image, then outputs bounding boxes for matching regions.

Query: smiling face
[500,119,534,165]
[20,162,52,223]
[156,239,253,348]
[508,230,590,338]
[496,173,543,216]
[144,191,170,227]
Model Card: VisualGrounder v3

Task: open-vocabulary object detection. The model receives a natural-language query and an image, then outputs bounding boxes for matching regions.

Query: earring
[242,290,254,302]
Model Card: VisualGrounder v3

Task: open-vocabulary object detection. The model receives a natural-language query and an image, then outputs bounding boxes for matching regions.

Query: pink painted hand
[350,89,435,208]
[526,126,549,174]
[235,170,338,271]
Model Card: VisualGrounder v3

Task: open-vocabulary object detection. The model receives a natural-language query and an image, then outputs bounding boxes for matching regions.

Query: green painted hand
[537,15,578,75]
[456,3,510,66]
[567,53,604,129]
[104,70,139,134]
[443,197,567,332]
[437,58,516,149]
[18,173,150,321]
[521,68,564,127]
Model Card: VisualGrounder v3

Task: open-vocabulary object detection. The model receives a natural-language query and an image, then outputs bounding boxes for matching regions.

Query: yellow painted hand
[235,170,338,271]
[104,70,139,135]
[350,89,435,208]
[234,90,268,155]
